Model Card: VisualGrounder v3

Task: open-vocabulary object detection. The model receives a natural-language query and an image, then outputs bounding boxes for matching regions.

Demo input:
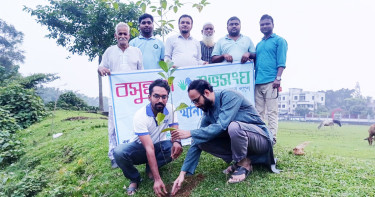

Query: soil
[63,116,107,121]
[166,174,205,197]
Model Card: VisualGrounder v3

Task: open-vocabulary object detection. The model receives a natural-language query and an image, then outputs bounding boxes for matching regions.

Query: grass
[1,111,375,196]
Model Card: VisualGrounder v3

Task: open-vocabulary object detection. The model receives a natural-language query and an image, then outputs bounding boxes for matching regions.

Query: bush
[56,92,97,111]
[0,107,23,166]
[0,84,47,128]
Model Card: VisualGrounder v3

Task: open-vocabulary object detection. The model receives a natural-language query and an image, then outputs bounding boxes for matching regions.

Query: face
[188,89,213,112]
[139,18,153,36]
[179,17,193,34]
[260,19,274,35]
[115,25,130,47]
[149,86,169,113]
[202,24,214,36]
[227,19,241,37]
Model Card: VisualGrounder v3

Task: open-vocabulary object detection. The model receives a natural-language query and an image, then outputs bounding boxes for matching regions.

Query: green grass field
[1,111,374,196]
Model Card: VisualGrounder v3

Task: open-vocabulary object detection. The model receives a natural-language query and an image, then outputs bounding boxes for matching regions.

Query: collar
[178,34,192,40]
[146,103,169,117]
[139,34,155,40]
[225,34,243,40]
[262,33,275,40]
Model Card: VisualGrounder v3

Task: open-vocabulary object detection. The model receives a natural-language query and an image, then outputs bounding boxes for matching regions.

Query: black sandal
[126,178,142,196]
[222,163,238,174]
[227,166,252,184]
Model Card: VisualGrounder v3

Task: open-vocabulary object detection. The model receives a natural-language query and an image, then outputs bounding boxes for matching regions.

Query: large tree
[24,0,142,111]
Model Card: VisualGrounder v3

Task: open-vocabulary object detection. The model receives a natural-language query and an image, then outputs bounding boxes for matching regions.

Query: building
[278,88,325,115]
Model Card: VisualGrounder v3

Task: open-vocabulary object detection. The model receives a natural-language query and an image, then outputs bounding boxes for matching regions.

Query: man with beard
[211,16,256,64]
[254,14,288,144]
[170,80,278,194]
[113,79,183,196]
[98,22,143,169]
[165,14,207,67]
[130,13,165,69]
[200,22,215,64]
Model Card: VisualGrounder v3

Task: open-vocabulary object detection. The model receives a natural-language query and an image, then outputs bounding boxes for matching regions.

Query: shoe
[111,160,118,168]
[227,166,252,184]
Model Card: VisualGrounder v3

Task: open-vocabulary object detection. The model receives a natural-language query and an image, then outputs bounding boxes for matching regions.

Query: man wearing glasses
[170,80,278,194]
[113,79,183,196]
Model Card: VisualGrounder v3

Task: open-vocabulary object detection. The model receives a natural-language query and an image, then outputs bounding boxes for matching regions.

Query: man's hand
[223,54,233,63]
[272,79,281,89]
[171,129,191,140]
[98,66,111,76]
[153,179,168,197]
[171,172,186,195]
[241,52,251,64]
[203,61,209,65]
[171,142,183,159]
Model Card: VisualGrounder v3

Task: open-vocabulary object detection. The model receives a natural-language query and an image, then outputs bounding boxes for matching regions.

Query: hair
[149,79,171,95]
[260,14,274,24]
[178,14,193,24]
[202,22,214,30]
[139,13,154,23]
[115,22,130,34]
[227,16,241,25]
[188,79,213,95]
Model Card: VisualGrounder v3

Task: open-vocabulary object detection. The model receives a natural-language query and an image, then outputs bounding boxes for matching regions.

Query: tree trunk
[98,55,103,111]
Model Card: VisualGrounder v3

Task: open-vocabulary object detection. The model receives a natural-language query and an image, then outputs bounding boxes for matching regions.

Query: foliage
[1,113,375,196]
[324,88,354,111]
[24,0,142,61]
[136,0,210,40]
[55,91,98,111]
[0,84,47,129]
[0,107,24,166]
[0,19,25,71]
[0,65,20,86]
[343,97,373,116]
[18,73,59,89]
[294,106,310,116]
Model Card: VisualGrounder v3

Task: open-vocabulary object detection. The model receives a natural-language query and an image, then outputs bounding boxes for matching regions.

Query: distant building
[278,88,325,115]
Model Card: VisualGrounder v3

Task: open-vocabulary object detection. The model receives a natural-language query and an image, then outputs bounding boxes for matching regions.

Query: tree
[137,0,210,41]
[324,88,354,110]
[0,19,25,72]
[295,106,310,116]
[24,0,142,111]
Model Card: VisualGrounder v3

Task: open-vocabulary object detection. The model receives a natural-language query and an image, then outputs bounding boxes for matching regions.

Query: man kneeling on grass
[114,79,183,196]
[171,79,278,195]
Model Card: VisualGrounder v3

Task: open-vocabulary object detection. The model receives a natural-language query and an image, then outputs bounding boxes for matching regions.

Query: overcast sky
[1,0,374,98]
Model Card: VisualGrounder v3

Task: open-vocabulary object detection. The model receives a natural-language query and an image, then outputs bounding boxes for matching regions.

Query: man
[114,79,183,196]
[130,13,165,69]
[254,14,288,144]
[98,22,143,168]
[164,14,206,67]
[170,80,277,195]
[200,22,215,64]
[211,16,255,64]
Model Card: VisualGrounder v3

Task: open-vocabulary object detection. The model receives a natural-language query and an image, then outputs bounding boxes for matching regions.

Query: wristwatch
[276,76,282,81]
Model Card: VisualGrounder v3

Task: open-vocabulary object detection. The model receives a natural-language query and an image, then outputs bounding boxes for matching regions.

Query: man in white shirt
[164,14,207,67]
[98,22,143,168]
[113,79,183,196]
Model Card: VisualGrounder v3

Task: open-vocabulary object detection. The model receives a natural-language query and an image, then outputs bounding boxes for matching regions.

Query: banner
[109,62,255,145]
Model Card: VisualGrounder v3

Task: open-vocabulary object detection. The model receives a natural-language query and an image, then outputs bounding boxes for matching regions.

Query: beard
[153,102,165,113]
[200,96,214,112]
[202,35,215,47]
[228,30,239,37]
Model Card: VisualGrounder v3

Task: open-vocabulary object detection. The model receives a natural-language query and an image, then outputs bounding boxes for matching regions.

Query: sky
[1,0,375,98]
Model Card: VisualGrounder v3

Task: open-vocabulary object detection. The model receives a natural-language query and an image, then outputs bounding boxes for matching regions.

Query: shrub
[0,84,47,128]
[56,92,96,111]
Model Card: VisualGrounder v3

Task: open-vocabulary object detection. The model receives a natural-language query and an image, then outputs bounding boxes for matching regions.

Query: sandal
[227,166,252,184]
[126,178,142,196]
[222,163,238,175]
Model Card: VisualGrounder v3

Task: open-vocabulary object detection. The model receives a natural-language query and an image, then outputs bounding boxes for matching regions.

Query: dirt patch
[166,174,205,197]
[63,116,107,121]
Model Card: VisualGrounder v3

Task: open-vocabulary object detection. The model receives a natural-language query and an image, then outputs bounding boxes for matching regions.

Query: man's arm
[139,135,168,196]
[272,67,284,89]
[170,125,183,159]
[98,49,111,76]
[273,38,288,88]
[212,54,233,63]
[164,37,173,62]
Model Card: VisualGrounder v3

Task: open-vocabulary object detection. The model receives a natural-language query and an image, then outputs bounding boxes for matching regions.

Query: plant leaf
[161,0,167,9]
[159,61,169,72]
[170,67,177,75]
[158,72,167,79]
[173,6,178,13]
[161,127,176,133]
[168,76,175,86]
[175,103,188,111]
[156,112,166,126]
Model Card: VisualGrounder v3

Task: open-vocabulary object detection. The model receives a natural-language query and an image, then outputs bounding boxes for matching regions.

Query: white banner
[109,62,255,145]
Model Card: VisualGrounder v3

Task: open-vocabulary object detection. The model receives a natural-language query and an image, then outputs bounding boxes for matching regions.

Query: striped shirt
[200,41,214,64]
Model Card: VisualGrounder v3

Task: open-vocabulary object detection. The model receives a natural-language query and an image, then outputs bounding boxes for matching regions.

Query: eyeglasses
[191,95,202,104]
[152,94,168,100]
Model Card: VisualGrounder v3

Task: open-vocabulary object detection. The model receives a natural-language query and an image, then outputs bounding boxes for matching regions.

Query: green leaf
[173,6,178,13]
[158,72,167,79]
[156,112,166,126]
[175,103,188,111]
[113,2,119,10]
[159,61,169,72]
[168,23,174,29]
[157,9,162,16]
[161,0,167,9]
[161,127,176,133]
[168,76,175,86]
[170,67,177,75]
[141,3,146,12]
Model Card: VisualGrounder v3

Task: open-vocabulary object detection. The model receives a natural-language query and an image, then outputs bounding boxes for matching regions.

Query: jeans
[113,140,173,183]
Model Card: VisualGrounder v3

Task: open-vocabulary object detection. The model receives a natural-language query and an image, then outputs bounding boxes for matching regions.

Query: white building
[278,88,325,115]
